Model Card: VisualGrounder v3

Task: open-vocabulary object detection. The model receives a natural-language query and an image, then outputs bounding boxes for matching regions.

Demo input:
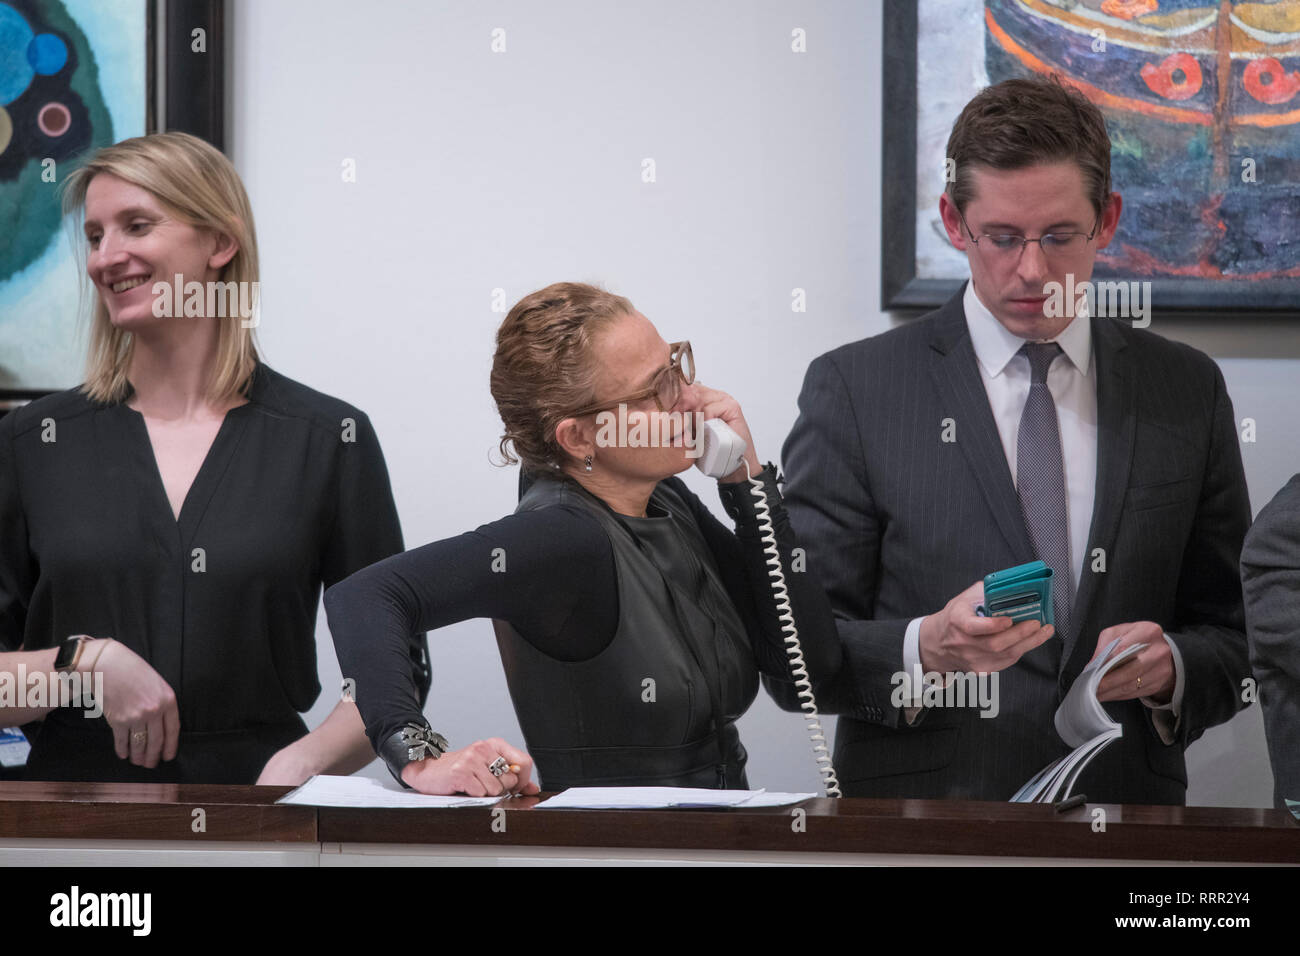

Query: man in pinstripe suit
[775,76,1252,805]
[1241,475,1300,814]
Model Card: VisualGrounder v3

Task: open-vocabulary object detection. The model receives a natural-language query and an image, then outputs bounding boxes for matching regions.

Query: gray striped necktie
[1016,342,1073,640]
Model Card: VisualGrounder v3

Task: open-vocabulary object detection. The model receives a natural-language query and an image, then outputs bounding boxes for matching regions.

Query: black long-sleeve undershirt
[325,469,842,753]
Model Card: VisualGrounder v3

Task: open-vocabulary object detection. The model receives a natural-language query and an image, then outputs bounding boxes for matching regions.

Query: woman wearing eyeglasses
[325,282,843,794]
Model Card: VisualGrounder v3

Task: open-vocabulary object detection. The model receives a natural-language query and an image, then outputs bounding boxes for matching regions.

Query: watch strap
[54,635,92,672]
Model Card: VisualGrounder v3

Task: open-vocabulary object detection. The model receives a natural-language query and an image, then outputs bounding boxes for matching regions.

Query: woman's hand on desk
[255,700,376,785]
[256,742,319,786]
[401,737,541,796]
[93,640,181,768]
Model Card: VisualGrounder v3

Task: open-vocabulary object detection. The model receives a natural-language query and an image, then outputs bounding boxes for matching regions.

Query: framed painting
[0,0,223,406]
[883,0,1300,314]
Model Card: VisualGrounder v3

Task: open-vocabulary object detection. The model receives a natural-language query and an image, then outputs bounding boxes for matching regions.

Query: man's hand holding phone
[919,580,1055,674]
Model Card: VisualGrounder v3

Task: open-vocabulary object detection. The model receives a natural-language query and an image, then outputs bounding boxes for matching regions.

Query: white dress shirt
[900,282,1183,741]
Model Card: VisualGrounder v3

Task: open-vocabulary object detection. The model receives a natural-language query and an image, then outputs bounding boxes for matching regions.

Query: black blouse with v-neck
[0,363,421,783]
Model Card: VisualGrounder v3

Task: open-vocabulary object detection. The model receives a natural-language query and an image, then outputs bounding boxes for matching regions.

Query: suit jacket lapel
[1061,315,1135,677]
[927,287,1036,566]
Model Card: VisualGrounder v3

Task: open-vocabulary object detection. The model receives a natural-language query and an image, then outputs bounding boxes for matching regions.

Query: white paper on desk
[734,791,819,808]
[534,787,815,809]
[277,774,500,808]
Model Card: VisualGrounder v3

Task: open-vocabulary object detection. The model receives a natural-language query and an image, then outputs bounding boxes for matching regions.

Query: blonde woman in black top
[0,133,439,784]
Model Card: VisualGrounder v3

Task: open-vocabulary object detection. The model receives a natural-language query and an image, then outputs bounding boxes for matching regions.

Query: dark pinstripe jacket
[1241,474,1300,812]
[773,286,1252,805]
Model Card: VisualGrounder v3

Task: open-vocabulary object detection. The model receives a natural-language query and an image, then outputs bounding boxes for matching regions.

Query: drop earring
[584,455,593,472]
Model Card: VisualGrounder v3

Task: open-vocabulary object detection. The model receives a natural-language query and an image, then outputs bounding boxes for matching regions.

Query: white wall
[229,0,1293,805]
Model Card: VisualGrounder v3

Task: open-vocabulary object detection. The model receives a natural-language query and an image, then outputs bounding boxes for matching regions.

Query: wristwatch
[53,635,93,672]
[380,721,450,788]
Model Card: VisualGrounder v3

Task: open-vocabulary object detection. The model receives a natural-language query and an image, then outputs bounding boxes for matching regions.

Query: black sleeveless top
[493,476,757,789]
[325,467,844,788]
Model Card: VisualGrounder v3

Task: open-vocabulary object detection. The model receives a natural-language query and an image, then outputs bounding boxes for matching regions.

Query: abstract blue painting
[0,0,146,390]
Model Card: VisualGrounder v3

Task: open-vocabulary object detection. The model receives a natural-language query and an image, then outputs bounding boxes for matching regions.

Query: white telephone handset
[694,418,749,479]
[692,418,842,797]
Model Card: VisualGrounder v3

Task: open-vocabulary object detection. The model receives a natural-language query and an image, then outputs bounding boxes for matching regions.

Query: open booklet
[1010,637,1147,804]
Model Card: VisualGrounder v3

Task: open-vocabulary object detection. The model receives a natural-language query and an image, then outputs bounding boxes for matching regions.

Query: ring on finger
[488,756,510,777]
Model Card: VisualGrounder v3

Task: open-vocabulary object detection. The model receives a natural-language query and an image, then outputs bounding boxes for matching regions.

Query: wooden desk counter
[0,781,316,843]
[2,782,1297,865]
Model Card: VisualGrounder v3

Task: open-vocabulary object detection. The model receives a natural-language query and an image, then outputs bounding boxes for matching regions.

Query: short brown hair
[491,282,634,473]
[945,74,1112,221]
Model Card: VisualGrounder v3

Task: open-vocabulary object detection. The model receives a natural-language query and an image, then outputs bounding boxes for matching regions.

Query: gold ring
[131,730,148,744]
[1136,676,1142,690]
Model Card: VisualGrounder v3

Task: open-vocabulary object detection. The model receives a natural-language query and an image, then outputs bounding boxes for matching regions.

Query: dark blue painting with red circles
[984,0,1300,281]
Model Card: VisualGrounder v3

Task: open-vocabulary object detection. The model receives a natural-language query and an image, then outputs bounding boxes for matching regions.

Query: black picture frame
[881,1,1300,317]
[0,0,224,414]
[161,0,225,151]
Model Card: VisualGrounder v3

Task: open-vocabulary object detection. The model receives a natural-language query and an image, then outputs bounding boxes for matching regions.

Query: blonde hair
[490,282,634,473]
[62,132,260,404]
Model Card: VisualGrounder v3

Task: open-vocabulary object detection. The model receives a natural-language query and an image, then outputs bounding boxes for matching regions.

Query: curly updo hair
[491,282,635,474]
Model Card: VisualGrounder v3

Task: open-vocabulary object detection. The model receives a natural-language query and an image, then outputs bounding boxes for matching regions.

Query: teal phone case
[977,560,1054,627]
